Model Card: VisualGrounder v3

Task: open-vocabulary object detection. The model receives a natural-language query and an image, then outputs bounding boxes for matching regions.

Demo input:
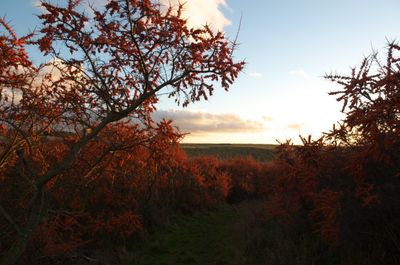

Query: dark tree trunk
[0,192,44,265]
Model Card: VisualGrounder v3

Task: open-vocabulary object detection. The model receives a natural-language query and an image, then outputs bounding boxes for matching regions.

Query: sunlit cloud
[33,0,231,32]
[289,69,309,78]
[159,0,231,31]
[1,57,84,105]
[249,72,264,78]
[287,123,304,130]
[262,115,273,121]
[153,109,264,134]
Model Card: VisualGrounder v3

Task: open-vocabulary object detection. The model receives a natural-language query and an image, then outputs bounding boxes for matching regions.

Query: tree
[325,43,400,205]
[263,43,400,263]
[0,0,244,263]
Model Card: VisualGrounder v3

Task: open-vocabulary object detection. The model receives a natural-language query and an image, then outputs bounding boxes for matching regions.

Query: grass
[123,204,248,265]
[118,199,398,265]
[181,143,276,162]
[121,200,354,265]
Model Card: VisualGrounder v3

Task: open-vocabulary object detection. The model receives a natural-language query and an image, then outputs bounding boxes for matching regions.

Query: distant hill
[181,143,276,162]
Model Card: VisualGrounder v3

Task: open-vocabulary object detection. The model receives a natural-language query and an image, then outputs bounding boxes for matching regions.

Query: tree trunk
[0,192,44,265]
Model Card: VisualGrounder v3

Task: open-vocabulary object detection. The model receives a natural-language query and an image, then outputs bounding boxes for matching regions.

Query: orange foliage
[264,42,400,257]
[0,0,243,263]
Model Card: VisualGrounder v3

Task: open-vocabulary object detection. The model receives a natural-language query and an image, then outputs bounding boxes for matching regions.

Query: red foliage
[219,157,263,203]
[187,156,230,205]
[264,43,400,257]
[308,189,342,244]
[0,0,243,263]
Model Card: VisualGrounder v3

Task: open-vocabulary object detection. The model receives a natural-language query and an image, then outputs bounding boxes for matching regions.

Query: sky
[1,0,400,144]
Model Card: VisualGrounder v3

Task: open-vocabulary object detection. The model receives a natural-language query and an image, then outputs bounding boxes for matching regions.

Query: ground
[124,204,255,265]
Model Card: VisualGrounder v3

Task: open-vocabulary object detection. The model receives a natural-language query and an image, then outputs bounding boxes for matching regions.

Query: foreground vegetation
[0,0,244,263]
[125,204,247,265]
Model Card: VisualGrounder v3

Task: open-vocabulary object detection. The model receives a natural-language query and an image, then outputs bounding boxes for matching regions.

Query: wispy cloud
[287,123,304,130]
[262,115,273,121]
[249,72,264,78]
[160,0,231,32]
[289,69,309,78]
[153,110,264,134]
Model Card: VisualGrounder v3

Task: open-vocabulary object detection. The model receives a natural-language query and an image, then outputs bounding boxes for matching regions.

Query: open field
[181,143,276,162]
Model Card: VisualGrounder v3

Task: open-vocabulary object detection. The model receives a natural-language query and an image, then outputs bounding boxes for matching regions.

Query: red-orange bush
[219,157,263,203]
[263,43,400,263]
[0,0,243,263]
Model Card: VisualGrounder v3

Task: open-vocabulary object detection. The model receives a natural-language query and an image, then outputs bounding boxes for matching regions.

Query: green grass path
[125,205,247,265]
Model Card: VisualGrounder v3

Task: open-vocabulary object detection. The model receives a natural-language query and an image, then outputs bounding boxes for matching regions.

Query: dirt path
[125,204,249,265]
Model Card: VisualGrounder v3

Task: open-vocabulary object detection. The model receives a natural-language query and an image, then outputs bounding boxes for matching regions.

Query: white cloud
[34,0,231,32]
[249,72,263,78]
[160,0,231,32]
[289,69,309,78]
[262,115,273,121]
[153,109,264,134]
[287,123,304,130]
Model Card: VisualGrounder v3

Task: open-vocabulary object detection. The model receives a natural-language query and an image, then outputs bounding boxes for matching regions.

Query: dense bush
[0,120,267,263]
[261,43,400,264]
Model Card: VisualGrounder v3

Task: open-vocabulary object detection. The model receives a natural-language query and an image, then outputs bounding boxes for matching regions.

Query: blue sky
[1,0,400,143]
